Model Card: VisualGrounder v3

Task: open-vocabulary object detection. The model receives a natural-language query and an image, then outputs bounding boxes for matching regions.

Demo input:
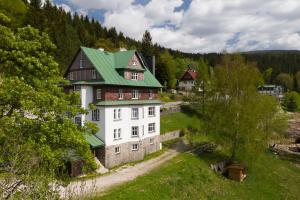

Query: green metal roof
[80,47,162,88]
[83,133,104,148]
[95,99,161,106]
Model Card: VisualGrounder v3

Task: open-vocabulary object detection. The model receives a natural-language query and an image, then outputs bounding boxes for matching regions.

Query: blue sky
[52,0,300,53]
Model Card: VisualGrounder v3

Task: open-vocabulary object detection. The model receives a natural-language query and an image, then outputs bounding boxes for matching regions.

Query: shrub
[282,91,300,112]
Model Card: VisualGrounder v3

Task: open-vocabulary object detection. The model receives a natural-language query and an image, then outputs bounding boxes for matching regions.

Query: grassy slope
[87,112,300,200]
[160,112,202,134]
[89,151,300,200]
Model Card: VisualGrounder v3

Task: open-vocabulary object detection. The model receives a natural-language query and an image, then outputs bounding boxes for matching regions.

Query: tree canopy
[0,13,95,198]
[190,54,286,162]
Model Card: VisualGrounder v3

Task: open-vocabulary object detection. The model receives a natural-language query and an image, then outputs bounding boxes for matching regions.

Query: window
[132,61,137,66]
[131,108,139,119]
[91,70,97,79]
[75,86,81,91]
[115,146,120,154]
[148,107,155,117]
[75,117,81,127]
[69,72,74,80]
[132,144,139,151]
[118,128,121,138]
[148,89,153,99]
[118,89,123,99]
[132,90,139,99]
[131,126,139,137]
[80,58,84,68]
[113,128,121,140]
[148,123,155,133]
[150,138,154,145]
[114,109,121,120]
[92,109,100,121]
[96,89,101,100]
[131,72,138,80]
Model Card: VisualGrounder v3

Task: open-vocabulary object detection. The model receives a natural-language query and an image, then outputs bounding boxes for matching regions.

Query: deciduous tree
[0,14,95,198]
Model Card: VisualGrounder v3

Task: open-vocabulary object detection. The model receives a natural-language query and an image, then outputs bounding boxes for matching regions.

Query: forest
[2,0,300,87]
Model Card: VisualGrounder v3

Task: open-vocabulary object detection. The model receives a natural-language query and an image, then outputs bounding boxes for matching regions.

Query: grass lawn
[160,112,203,134]
[88,150,300,200]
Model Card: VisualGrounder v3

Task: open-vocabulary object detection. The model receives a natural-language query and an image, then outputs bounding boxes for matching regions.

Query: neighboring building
[64,47,162,168]
[258,85,284,101]
[178,67,198,91]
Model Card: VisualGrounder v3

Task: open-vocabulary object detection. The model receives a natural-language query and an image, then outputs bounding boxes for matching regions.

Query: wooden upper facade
[64,47,161,102]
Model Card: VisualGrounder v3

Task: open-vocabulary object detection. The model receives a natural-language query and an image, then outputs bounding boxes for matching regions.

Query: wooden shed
[226,162,246,182]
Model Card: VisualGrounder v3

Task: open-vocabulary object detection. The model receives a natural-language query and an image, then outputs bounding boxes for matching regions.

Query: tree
[190,54,286,162]
[263,67,273,84]
[141,30,153,56]
[283,91,300,112]
[276,73,293,91]
[294,71,300,92]
[159,50,176,89]
[0,14,96,198]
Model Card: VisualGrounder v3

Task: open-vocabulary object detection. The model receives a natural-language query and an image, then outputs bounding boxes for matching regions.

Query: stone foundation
[103,135,161,168]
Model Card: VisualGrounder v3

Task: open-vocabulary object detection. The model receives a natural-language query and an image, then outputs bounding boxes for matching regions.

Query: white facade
[76,86,160,147]
[178,80,195,91]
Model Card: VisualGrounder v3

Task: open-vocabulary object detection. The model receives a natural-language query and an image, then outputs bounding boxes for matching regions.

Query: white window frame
[92,109,100,121]
[115,146,120,154]
[114,109,121,120]
[96,89,101,100]
[131,108,139,119]
[132,143,139,151]
[132,90,139,99]
[113,129,121,140]
[79,55,84,68]
[149,89,153,99]
[118,89,124,100]
[91,69,97,79]
[131,126,139,137]
[148,123,155,133]
[69,72,74,80]
[148,107,155,117]
[118,109,121,119]
[118,128,121,139]
[131,72,138,80]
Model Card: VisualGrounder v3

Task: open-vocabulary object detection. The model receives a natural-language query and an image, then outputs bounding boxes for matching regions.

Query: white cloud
[57,4,72,13]
[62,0,300,53]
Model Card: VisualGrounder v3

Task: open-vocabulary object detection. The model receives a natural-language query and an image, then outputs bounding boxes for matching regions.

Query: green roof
[80,47,162,88]
[95,99,161,106]
[83,133,104,148]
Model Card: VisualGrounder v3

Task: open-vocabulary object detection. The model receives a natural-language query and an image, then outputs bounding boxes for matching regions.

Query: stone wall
[103,135,160,168]
[160,130,181,142]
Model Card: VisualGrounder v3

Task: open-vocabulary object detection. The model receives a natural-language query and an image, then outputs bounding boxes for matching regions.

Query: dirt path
[60,144,183,199]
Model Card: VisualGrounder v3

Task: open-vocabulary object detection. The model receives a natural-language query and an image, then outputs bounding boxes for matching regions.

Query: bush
[282,91,300,112]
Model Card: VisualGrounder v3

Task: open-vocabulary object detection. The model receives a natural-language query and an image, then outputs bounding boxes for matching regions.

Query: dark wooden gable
[64,49,103,81]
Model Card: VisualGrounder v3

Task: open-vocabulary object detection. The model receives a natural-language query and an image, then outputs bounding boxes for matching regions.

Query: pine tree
[141,30,153,56]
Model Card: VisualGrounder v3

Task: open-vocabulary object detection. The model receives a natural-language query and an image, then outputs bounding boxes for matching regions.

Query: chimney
[98,48,104,51]
[152,55,155,77]
[119,47,127,51]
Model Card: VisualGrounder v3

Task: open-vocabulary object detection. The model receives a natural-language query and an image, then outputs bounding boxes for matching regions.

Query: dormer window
[131,72,138,80]
[91,70,97,79]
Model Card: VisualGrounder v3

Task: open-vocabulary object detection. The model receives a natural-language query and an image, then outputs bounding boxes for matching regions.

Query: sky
[51,0,300,53]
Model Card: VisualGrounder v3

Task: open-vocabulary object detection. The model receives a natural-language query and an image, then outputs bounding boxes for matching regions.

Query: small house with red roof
[178,66,198,91]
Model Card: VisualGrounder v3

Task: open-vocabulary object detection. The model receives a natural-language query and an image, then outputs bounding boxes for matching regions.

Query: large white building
[65,47,162,168]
